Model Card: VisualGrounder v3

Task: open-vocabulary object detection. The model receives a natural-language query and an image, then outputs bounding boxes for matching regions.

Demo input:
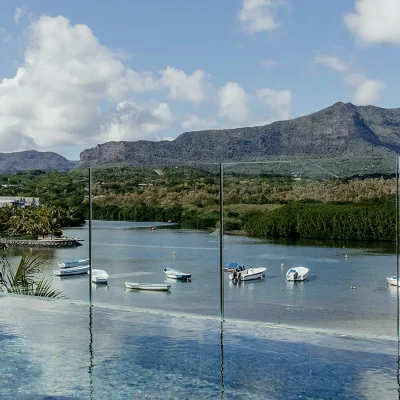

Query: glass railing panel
[222,159,397,339]
[90,164,220,318]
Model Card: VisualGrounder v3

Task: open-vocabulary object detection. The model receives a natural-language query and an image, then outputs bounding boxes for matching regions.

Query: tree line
[0,204,85,239]
[245,199,396,241]
[0,167,397,241]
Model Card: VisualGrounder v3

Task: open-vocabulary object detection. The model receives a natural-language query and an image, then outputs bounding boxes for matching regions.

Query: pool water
[0,295,398,399]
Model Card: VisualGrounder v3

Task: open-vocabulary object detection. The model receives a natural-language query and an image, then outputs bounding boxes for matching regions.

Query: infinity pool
[0,295,398,399]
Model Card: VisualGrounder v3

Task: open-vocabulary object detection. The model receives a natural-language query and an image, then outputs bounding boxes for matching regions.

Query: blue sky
[0,0,399,159]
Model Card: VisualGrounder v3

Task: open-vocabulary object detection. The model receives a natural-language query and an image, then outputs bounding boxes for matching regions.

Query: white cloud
[237,0,283,34]
[0,15,181,153]
[161,67,210,104]
[344,0,400,45]
[99,102,174,142]
[350,79,385,105]
[181,114,217,131]
[313,55,347,72]
[14,7,25,23]
[313,54,385,105]
[0,11,298,157]
[261,59,278,69]
[257,88,292,120]
[217,82,248,123]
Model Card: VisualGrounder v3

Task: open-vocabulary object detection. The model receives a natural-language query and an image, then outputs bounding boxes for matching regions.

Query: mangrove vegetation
[0,167,396,241]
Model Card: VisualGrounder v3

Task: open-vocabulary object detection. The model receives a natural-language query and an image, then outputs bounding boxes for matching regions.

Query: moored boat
[125,282,171,291]
[90,269,109,283]
[386,276,400,287]
[54,265,90,276]
[229,267,266,282]
[286,267,309,281]
[58,258,89,268]
[163,268,191,280]
[223,262,246,272]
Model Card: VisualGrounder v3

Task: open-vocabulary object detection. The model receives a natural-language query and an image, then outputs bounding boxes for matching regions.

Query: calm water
[6,220,398,338]
[0,296,397,399]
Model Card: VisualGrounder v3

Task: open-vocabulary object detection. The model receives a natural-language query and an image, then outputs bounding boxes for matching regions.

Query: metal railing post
[219,163,224,321]
[89,167,92,305]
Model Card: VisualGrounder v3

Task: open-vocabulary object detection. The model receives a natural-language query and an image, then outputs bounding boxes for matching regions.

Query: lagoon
[6,220,398,339]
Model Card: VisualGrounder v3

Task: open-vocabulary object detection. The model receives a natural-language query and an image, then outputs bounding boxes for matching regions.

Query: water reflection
[220,321,225,399]
[92,282,108,292]
[264,237,396,253]
[398,339,400,399]
[89,305,93,399]
[0,296,398,398]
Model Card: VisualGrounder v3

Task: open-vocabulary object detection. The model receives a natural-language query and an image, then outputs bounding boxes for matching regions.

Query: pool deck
[0,294,398,399]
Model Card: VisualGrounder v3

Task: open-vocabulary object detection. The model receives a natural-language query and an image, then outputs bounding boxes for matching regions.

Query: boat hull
[92,277,108,283]
[229,267,266,281]
[90,269,109,283]
[58,259,90,268]
[125,282,171,291]
[54,265,90,276]
[386,277,400,286]
[286,267,309,282]
[163,268,191,280]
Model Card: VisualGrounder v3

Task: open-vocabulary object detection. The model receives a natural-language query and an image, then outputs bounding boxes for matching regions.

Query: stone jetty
[1,237,83,248]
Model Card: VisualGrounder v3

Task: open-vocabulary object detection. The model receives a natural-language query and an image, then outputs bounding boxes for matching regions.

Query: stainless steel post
[89,167,92,305]
[219,163,224,321]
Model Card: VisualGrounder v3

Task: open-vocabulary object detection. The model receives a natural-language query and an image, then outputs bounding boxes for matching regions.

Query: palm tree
[0,248,63,298]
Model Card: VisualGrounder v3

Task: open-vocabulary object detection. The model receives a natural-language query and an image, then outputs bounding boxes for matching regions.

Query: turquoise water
[0,296,397,399]
[6,220,398,338]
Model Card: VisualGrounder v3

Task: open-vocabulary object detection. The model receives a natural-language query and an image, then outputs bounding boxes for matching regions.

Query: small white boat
[125,282,171,291]
[90,269,109,283]
[386,276,400,286]
[58,258,89,268]
[229,267,266,282]
[54,265,90,276]
[163,268,191,280]
[286,267,309,281]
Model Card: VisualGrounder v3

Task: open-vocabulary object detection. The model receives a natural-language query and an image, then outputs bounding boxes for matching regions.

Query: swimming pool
[0,295,398,399]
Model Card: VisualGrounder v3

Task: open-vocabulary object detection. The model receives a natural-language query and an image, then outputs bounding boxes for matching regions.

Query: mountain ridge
[0,150,75,172]
[1,102,399,173]
[76,101,400,169]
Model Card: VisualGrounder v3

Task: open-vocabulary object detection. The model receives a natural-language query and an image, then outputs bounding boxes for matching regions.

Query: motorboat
[386,276,400,287]
[163,268,191,280]
[125,282,171,291]
[229,267,266,282]
[223,262,246,272]
[54,265,90,276]
[286,267,309,281]
[90,269,109,283]
[58,258,89,268]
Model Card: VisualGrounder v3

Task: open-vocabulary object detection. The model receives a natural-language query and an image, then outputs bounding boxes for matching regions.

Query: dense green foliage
[92,203,183,223]
[0,167,397,241]
[0,204,85,238]
[245,200,396,241]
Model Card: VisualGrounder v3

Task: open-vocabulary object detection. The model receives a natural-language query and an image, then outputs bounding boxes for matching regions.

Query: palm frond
[0,250,63,299]
[11,251,43,288]
[33,278,64,298]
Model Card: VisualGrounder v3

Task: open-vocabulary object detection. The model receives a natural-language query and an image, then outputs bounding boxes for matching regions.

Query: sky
[0,0,399,160]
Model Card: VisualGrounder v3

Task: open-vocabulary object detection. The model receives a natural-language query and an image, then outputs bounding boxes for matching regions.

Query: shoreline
[0,237,83,248]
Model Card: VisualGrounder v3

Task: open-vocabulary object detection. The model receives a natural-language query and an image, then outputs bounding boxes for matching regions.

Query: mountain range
[0,150,75,172]
[1,102,400,174]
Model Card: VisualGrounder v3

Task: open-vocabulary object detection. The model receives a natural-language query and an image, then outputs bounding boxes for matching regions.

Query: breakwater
[1,238,83,248]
